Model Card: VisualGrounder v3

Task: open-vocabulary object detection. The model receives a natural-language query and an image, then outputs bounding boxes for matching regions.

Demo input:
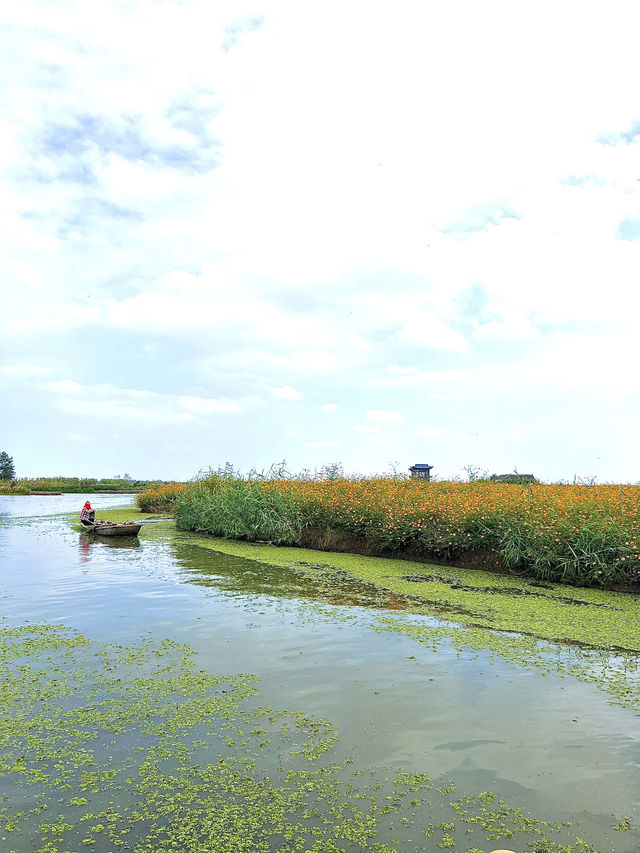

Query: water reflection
[78,534,141,565]
[79,535,92,564]
[171,536,414,611]
[168,535,640,724]
[99,536,141,550]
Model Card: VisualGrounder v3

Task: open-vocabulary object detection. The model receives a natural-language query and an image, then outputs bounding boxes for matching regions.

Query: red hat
[84,501,92,508]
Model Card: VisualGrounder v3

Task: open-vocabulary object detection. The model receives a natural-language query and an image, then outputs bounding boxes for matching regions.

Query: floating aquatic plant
[0,620,610,853]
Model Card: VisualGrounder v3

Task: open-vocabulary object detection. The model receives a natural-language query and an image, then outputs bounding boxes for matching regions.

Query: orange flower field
[169,474,640,588]
[137,482,186,512]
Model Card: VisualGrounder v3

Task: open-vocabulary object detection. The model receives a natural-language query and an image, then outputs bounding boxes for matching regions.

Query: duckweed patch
[376,615,640,711]
[177,537,640,711]
[1,621,607,853]
[93,512,639,651]
[399,576,620,609]
[182,537,640,647]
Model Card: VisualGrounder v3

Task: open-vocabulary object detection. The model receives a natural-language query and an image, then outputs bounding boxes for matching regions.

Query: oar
[94,517,172,524]
[133,517,173,523]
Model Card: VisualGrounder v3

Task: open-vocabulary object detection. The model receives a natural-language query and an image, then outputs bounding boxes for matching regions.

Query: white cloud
[65,432,90,443]
[272,384,302,400]
[370,436,391,447]
[178,395,241,415]
[2,1,640,480]
[419,426,447,439]
[429,391,464,401]
[58,397,197,424]
[50,381,246,424]
[0,364,49,377]
[49,380,85,393]
[397,313,469,351]
[618,432,640,446]
[305,439,339,448]
[471,302,540,342]
[373,328,640,404]
[7,304,102,334]
[366,409,404,424]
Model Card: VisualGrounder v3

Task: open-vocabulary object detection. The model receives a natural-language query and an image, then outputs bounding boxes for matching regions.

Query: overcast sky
[1,0,639,482]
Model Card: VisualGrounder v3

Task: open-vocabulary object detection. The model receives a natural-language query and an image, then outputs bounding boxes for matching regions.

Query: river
[0,494,638,852]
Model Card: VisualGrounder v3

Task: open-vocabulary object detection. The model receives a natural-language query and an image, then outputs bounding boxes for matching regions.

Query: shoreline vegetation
[138,471,640,591]
[0,476,168,495]
[95,506,640,712]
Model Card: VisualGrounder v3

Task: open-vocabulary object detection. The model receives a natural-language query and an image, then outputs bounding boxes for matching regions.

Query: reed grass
[0,481,31,494]
[174,473,640,588]
[175,474,303,544]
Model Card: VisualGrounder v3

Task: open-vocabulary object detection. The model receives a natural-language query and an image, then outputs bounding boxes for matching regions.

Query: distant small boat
[82,521,142,537]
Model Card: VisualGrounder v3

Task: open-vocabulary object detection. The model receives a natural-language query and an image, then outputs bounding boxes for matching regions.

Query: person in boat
[80,501,95,527]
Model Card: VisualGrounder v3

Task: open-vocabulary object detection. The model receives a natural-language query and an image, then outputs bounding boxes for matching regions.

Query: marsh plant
[153,473,640,589]
[175,472,304,544]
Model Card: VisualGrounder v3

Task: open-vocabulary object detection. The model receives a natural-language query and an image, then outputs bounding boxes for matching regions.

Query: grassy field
[163,474,640,589]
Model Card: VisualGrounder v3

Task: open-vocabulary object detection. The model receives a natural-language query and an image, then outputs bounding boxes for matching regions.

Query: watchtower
[409,463,433,480]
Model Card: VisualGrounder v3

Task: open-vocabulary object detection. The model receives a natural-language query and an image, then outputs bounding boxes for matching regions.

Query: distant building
[409,463,433,480]
[492,473,537,483]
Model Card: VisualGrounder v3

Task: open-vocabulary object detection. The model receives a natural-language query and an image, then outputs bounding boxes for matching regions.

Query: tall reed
[175,474,303,544]
[174,474,640,588]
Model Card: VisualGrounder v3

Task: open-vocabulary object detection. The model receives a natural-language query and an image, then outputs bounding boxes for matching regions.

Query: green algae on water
[87,516,640,711]
[172,537,639,651]
[172,535,640,712]
[0,620,609,853]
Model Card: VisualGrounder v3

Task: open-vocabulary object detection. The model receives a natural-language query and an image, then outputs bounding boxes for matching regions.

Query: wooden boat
[82,521,142,537]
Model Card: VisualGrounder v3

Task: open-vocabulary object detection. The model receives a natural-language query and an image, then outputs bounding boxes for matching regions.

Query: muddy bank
[299,527,640,592]
[300,527,502,570]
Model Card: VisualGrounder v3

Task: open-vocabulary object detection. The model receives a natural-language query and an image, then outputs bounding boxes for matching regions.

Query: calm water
[1,494,639,852]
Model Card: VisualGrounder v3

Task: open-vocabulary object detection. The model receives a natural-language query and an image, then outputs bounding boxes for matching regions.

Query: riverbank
[4,496,631,852]
[93,506,640,721]
[0,476,169,495]
[99,508,640,656]
[168,475,640,590]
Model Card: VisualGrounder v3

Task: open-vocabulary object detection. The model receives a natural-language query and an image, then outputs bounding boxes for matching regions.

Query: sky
[1,0,639,483]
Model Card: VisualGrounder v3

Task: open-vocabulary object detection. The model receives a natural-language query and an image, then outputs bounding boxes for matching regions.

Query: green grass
[0,481,31,494]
